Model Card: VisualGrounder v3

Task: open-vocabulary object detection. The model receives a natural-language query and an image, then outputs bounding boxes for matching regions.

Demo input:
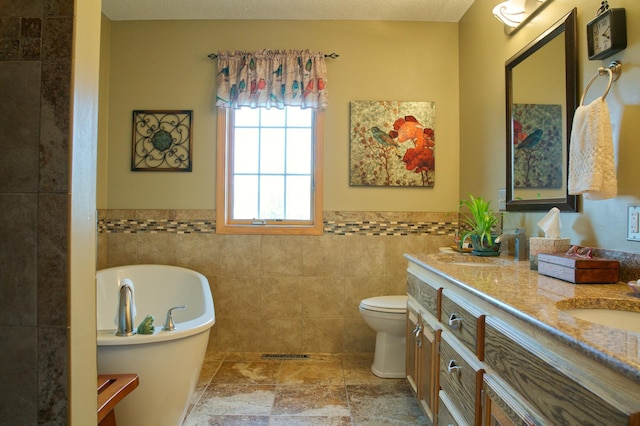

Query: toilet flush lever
[163,305,186,331]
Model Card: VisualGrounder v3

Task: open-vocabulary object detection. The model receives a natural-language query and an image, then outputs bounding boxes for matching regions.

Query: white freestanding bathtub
[97,265,215,426]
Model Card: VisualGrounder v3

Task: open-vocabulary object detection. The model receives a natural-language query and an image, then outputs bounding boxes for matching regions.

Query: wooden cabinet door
[419,315,441,423]
[406,304,420,395]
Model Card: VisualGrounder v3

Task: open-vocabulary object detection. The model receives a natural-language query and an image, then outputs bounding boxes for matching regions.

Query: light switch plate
[627,205,640,241]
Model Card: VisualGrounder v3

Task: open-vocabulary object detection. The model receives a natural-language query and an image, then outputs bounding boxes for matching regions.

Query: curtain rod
[207,52,339,60]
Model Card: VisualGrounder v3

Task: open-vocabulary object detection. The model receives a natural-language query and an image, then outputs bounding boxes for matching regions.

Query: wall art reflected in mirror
[505,8,578,211]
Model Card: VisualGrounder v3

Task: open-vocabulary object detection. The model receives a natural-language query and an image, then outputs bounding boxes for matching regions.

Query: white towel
[568,97,617,200]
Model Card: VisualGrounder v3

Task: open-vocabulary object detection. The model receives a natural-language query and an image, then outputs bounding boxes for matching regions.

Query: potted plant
[459,194,501,256]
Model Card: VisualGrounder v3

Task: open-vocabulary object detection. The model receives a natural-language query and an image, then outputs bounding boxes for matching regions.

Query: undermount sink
[557,298,640,332]
[433,253,514,267]
[562,309,640,332]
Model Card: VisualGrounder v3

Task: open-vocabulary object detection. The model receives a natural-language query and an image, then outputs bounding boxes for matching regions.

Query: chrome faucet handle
[163,305,187,331]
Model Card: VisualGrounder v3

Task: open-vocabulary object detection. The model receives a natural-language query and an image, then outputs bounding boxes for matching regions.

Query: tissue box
[537,253,620,284]
[529,237,571,270]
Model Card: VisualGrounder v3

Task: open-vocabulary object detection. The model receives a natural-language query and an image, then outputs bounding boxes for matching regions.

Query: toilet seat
[359,295,407,314]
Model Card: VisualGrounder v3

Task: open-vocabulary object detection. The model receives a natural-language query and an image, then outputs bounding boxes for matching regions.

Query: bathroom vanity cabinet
[405,255,640,426]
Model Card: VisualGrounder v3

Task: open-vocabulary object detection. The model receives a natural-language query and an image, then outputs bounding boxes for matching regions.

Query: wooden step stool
[97,374,139,426]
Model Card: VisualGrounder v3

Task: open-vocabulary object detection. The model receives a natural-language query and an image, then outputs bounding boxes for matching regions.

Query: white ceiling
[101,0,475,22]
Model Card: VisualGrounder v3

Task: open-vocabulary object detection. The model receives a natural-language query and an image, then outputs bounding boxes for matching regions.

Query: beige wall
[98,20,461,212]
[99,4,640,249]
[460,0,640,253]
[97,15,111,209]
[70,0,101,421]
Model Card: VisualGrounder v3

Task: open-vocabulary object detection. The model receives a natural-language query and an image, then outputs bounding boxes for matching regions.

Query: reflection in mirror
[505,8,578,212]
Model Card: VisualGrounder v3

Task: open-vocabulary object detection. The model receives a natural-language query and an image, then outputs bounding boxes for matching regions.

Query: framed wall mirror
[505,8,578,212]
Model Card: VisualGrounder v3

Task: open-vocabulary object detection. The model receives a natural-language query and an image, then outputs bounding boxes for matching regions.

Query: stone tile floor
[183,351,429,425]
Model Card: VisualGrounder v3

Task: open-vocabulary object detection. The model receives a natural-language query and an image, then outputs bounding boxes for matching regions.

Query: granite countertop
[405,251,640,384]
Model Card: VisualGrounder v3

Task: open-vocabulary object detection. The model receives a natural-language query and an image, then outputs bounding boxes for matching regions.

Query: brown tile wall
[0,0,74,423]
[98,210,457,354]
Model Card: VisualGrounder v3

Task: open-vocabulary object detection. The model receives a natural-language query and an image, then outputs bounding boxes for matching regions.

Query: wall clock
[587,7,626,60]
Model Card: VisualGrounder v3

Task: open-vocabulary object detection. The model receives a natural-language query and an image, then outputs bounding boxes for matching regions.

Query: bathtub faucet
[116,282,136,336]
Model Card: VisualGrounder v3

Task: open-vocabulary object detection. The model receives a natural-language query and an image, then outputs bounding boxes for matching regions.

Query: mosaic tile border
[98,218,459,236]
[324,220,457,236]
[96,211,640,277]
[99,219,216,234]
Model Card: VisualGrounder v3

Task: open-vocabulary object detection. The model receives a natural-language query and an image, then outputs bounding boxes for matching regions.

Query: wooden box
[537,253,620,284]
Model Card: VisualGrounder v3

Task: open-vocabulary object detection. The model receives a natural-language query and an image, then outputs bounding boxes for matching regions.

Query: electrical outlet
[628,205,640,241]
[498,188,506,211]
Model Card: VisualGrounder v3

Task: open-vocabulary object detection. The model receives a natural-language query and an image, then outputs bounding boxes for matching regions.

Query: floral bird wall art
[512,103,562,189]
[350,101,436,187]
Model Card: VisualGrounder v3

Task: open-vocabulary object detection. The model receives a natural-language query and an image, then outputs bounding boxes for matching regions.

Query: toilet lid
[360,295,408,313]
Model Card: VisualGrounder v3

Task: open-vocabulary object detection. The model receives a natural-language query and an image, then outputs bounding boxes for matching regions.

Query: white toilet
[359,295,408,378]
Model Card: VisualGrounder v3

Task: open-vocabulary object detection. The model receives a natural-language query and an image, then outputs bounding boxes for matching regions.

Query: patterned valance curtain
[215,49,328,110]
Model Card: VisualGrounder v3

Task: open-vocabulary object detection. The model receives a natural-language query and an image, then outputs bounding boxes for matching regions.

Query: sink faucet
[495,228,527,261]
[116,282,136,336]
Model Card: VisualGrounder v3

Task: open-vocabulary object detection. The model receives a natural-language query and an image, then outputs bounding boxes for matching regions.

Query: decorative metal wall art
[132,110,193,171]
[350,101,436,187]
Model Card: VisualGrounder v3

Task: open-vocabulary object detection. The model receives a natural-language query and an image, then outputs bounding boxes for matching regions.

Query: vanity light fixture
[493,0,527,27]
[493,0,550,34]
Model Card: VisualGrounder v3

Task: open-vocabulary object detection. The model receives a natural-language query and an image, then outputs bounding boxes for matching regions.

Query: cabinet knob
[448,313,462,329]
[447,359,461,375]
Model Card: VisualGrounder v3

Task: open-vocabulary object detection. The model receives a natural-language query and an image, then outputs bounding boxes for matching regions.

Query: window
[216,106,324,235]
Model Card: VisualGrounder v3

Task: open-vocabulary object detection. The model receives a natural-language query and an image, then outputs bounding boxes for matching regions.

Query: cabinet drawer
[482,374,543,426]
[407,271,440,318]
[438,390,469,426]
[439,334,483,426]
[484,316,636,426]
[441,289,485,358]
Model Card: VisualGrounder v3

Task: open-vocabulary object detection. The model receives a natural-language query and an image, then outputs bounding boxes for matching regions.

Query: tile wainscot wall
[98,210,457,353]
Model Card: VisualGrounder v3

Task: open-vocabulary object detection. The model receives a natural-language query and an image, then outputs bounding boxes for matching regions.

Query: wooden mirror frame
[505,8,578,212]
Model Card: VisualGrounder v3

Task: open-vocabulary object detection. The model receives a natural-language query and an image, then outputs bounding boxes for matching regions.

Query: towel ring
[580,60,622,105]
